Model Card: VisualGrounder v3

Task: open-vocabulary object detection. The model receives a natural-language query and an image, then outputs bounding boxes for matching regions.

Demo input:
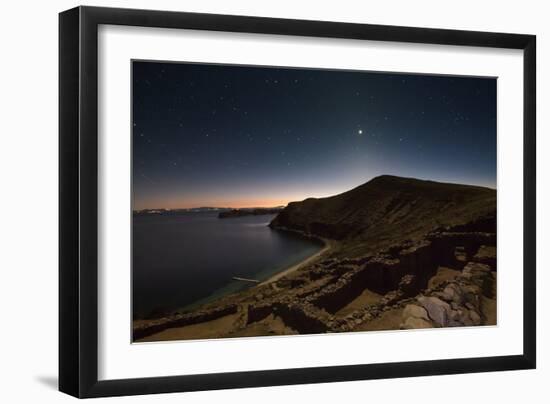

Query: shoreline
[260,227,334,285]
[151,226,332,317]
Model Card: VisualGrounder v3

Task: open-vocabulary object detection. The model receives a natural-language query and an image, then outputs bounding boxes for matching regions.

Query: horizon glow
[132,62,497,210]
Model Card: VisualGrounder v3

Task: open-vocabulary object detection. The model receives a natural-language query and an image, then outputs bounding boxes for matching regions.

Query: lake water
[133,212,322,318]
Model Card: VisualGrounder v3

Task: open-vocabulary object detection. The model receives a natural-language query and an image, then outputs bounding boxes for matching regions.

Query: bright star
[358,129,363,135]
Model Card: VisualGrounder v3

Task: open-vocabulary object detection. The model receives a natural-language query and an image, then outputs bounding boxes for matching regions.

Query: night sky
[132,61,496,210]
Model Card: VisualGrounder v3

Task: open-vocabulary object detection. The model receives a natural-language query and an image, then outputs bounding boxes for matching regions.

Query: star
[358,129,363,135]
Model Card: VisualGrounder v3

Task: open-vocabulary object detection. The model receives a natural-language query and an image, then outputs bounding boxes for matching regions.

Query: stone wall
[306,227,496,315]
[133,304,238,340]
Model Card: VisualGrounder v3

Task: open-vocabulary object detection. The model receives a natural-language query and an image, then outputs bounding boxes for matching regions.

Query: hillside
[270,175,496,256]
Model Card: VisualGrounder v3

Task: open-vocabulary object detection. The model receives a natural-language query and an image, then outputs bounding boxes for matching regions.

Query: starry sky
[132,61,496,210]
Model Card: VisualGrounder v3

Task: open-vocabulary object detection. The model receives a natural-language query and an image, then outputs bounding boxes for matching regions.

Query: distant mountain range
[133,207,227,216]
[218,207,285,219]
[134,206,286,216]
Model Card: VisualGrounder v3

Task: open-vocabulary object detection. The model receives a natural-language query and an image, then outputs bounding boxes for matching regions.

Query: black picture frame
[59,5,536,398]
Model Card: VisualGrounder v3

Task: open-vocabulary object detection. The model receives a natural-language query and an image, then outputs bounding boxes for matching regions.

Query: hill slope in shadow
[270,175,496,257]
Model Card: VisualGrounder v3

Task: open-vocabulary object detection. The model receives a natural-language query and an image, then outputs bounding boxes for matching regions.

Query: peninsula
[218,207,284,219]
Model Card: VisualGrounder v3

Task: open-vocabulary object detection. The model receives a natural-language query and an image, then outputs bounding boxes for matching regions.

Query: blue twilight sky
[132,61,496,210]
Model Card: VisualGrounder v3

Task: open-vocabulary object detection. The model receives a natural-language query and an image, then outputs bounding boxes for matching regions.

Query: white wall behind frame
[1,1,546,404]
[98,24,523,380]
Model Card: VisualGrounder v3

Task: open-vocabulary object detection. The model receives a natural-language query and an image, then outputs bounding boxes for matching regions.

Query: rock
[441,283,463,304]
[459,285,480,308]
[440,287,454,302]
[454,246,468,262]
[449,309,461,321]
[473,245,497,269]
[459,283,482,295]
[398,274,418,296]
[380,290,403,306]
[463,262,492,275]
[403,304,430,322]
[469,310,481,325]
[458,310,474,326]
[401,316,434,329]
[417,296,451,327]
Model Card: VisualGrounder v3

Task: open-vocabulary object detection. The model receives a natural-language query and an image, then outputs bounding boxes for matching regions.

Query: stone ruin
[134,217,497,338]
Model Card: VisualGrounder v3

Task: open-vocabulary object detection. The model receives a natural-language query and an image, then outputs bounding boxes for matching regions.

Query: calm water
[133,212,322,318]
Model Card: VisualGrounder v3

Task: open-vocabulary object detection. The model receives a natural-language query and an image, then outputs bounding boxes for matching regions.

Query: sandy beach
[260,238,333,285]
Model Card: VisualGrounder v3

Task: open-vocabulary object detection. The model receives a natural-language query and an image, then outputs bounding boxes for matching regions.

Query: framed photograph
[59,6,536,398]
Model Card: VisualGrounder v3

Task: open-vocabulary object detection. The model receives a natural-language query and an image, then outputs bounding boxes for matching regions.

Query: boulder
[441,283,463,304]
[402,304,430,322]
[469,310,482,325]
[417,296,451,327]
[401,316,434,329]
